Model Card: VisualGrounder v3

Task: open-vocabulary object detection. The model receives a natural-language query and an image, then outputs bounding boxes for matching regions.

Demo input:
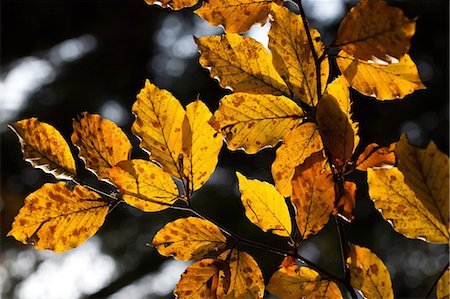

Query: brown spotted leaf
[347,244,394,299]
[267,265,342,298]
[71,112,132,182]
[356,143,396,171]
[144,0,198,10]
[175,259,221,298]
[8,182,108,252]
[10,118,76,180]
[152,217,227,261]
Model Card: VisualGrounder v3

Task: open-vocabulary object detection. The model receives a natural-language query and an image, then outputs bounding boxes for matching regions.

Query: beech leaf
[437,267,449,299]
[356,143,396,171]
[144,0,198,10]
[333,181,357,222]
[175,259,221,298]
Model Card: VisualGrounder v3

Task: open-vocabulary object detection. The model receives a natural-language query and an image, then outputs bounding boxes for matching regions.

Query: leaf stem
[425,261,449,298]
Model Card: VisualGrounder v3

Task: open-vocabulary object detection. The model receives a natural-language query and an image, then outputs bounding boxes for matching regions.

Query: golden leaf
[269,4,329,106]
[144,0,198,10]
[152,217,227,261]
[336,0,416,62]
[271,122,323,197]
[214,93,303,153]
[347,244,394,299]
[10,118,76,180]
[337,51,425,100]
[395,135,449,231]
[217,249,265,299]
[333,181,356,222]
[175,259,221,298]
[195,34,289,95]
[356,143,396,171]
[291,152,334,239]
[109,159,179,212]
[182,100,223,192]
[437,268,449,299]
[195,0,281,34]
[71,112,132,182]
[132,80,185,178]
[8,182,108,252]
[267,266,342,299]
[316,76,359,169]
[236,172,292,237]
[368,167,448,243]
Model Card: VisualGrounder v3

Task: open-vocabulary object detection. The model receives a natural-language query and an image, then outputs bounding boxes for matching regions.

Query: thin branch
[335,216,348,277]
[425,262,449,298]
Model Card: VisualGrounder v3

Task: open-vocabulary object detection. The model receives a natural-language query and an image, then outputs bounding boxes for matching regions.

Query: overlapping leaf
[356,143,396,171]
[437,268,449,299]
[195,0,281,33]
[8,182,108,252]
[291,152,334,239]
[10,118,76,180]
[317,76,359,168]
[336,0,416,62]
[196,34,289,95]
[144,0,198,10]
[337,51,425,100]
[71,112,132,181]
[333,181,356,222]
[175,259,221,298]
[269,4,329,107]
[347,244,394,299]
[217,249,265,298]
[267,266,342,299]
[151,217,227,261]
[214,93,303,153]
[236,172,291,237]
[109,159,179,212]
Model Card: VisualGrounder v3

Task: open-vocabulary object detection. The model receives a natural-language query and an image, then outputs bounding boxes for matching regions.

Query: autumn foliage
[8,0,449,298]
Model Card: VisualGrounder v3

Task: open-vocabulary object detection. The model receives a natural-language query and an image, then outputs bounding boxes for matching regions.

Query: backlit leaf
[152,217,227,261]
[437,268,449,299]
[333,181,356,222]
[109,159,179,212]
[195,34,289,95]
[175,259,221,298]
[217,249,264,298]
[195,0,281,34]
[291,152,334,239]
[182,100,223,192]
[356,143,396,171]
[337,51,425,100]
[272,122,323,197]
[132,80,185,178]
[267,265,342,299]
[236,172,291,237]
[269,4,329,106]
[317,76,359,169]
[368,167,448,243]
[8,182,108,252]
[336,0,415,62]
[347,244,394,299]
[214,93,303,153]
[71,112,132,181]
[144,0,198,10]
[10,118,76,180]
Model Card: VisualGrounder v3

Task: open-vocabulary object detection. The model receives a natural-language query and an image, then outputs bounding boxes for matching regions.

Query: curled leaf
[356,143,396,171]
[144,0,198,10]
[333,181,357,222]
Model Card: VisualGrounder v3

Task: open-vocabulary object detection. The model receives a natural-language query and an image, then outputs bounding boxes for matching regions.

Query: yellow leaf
[8,182,108,252]
[195,34,289,95]
[132,80,185,178]
[291,152,334,239]
[356,143,396,171]
[317,76,359,169]
[336,0,416,62]
[175,259,221,298]
[9,118,76,180]
[217,249,264,299]
[71,112,132,182]
[214,93,303,153]
[337,51,425,100]
[437,268,449,299]
[152,217,227,261]
[182,100,223,192]
[195,0,281,34]
[347,244,394,299]
[368,167,448,243]
[267,266,342,299]
[236,172,291,237]
[269,4,329,106]
[144,0,198,10]
[272,122,323,197]
[109,159,179,212]
[395,135,449,232]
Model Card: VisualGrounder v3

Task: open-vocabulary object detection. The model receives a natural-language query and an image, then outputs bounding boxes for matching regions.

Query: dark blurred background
[1,0,448,298]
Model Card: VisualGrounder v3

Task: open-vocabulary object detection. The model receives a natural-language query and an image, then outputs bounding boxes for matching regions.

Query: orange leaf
[356,143,396,171]
[333,181,356,222]
[144,0,198,10]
